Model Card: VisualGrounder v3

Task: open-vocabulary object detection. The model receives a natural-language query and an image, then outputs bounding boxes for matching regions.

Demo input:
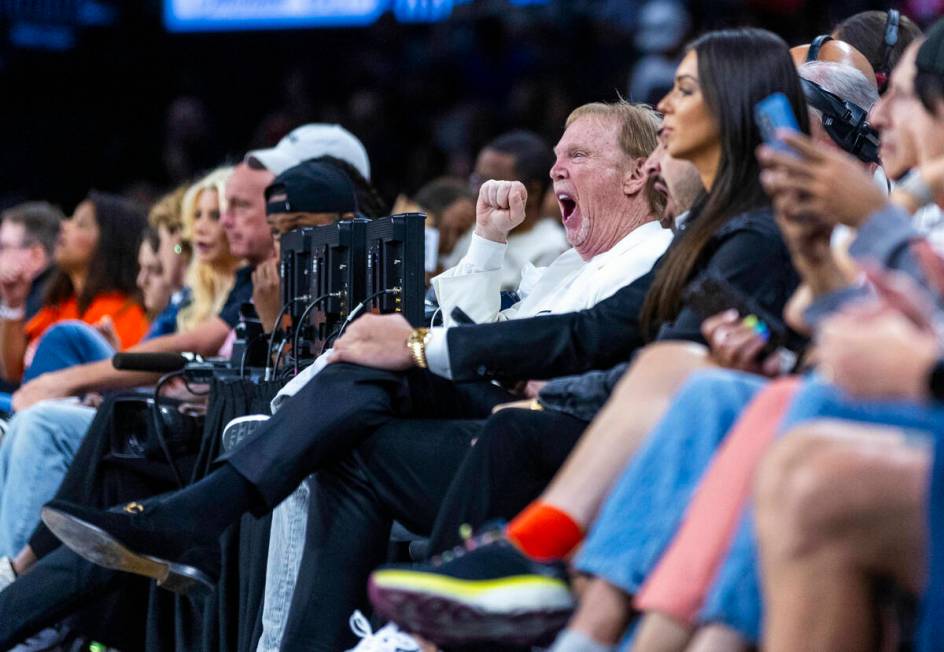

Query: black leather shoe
[41,498,220,595]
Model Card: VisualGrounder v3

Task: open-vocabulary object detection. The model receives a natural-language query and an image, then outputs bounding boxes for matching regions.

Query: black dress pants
[223,363,513,511]
[278,408,588,651]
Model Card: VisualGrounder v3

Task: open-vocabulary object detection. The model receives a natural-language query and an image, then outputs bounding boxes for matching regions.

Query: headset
[800,77,880,163]
[809,9,899,92]
[876,9,900,93]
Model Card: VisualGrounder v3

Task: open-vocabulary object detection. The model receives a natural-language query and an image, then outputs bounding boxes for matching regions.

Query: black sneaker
[41,498,219,595]
[368,526,574,647]
[221,414,270,452]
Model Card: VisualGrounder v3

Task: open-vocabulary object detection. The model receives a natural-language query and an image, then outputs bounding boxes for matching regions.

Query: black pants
[0,393,195,649]
[278,407,588,651]
[223,363,512,511]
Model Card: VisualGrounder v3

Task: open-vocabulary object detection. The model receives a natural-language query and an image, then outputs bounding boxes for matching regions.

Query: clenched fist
[474,180,528,243]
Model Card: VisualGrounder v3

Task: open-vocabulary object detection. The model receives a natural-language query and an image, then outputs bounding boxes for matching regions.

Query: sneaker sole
[41,507,215,596]
[368,571,573,646]
[221,415,269,452]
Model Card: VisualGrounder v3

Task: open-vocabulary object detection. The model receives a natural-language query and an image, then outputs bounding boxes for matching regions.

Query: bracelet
[406,328,431,369]
[0,304,25,321]
[898,169,935,208]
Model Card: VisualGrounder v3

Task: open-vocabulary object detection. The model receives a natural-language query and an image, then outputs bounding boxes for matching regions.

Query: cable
[272,338,290,377]
[265,297,308,381]
[152,371,187,488]
[291,292,337,375]
[334,288,400,341]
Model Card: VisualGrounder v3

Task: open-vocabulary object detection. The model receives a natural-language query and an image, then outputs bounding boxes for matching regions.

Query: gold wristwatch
[406,328,431,368]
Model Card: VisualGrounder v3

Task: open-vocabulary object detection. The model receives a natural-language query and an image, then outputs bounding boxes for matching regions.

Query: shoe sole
[368,571,573,646]
[221,415,269,452]
[41,507,215,596]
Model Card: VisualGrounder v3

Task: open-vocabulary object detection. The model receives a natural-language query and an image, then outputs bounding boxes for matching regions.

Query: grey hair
[799,61,879,112]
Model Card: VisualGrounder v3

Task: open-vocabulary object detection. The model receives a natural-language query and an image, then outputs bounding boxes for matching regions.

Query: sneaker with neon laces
[344,610,421,652]
[368,526,574,647]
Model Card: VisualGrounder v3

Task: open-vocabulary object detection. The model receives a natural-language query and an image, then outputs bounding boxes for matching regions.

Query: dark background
[0,0,924,211]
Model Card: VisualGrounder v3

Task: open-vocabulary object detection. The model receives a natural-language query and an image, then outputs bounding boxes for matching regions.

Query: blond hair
[566,100,661,160]
[176,167,241,333]
[148,184,188,234]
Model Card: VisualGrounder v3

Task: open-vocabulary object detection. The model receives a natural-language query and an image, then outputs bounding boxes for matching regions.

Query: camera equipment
[799,77,880,163]
[805,34,833,63]
[365,213,426,327]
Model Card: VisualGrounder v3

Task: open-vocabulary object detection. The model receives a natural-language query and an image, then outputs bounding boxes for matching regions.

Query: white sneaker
[221,414,270,452]
[345,610,421,652]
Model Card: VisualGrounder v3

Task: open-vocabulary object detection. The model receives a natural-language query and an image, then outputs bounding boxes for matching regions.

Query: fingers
[509,182,527,216]
[778,131,824,161]
[701,309,739,342]
[757,144,817,176]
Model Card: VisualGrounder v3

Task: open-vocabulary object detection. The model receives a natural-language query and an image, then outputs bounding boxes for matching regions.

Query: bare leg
[756,421,930,652]
[12,545,36,575]
[566,578,635,645]
[543,341,710,526]
[631,612,693,652]
[685,624,749,652]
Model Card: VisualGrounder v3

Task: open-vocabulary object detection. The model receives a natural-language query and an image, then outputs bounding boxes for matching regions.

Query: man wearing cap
[12,124,371,409]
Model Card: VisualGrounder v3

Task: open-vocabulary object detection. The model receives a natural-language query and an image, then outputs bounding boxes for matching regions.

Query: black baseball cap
[917,17,944,77]
[265,159,358,216]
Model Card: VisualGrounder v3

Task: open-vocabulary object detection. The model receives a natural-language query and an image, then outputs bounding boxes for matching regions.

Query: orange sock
[506,502,584,562]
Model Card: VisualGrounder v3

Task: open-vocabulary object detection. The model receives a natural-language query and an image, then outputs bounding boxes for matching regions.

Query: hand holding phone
[755,92,800,155]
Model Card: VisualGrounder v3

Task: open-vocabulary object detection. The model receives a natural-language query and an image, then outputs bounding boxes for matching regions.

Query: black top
[218,266,254,328]
[446,207,799,382]
[25,265,53,322]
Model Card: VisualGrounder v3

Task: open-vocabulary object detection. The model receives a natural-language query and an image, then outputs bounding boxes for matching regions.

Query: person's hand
[816,301,939,401]
[474,180,527,243]
[252,257,282,334]
[702,309,782,376]
[93,315,120,350]
[12,369,80,411]
[328,313,415,370]
[523,380,546,398]
[758,131,886,228]
[492,399,539,413]
[0,266,31,309]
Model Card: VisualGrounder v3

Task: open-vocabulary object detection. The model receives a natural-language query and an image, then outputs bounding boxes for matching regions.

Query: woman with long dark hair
[0,192,149,384]
[363,27,807,649]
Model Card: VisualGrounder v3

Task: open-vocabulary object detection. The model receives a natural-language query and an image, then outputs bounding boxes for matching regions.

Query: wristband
[898,169,935,208]
[0,304,25,321]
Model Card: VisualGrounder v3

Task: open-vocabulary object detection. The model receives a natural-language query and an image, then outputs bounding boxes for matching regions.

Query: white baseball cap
[245,123,371,181]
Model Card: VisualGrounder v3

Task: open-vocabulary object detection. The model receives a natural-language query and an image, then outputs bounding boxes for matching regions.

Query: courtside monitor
[365,213,425,327]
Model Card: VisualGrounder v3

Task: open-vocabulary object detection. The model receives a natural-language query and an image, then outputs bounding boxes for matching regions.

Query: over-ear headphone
[800,77,880,163]
[806,34,833,63]
[876,9,900,93]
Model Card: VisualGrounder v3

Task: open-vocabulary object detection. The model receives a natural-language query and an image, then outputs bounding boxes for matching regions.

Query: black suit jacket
[446,208,799,382]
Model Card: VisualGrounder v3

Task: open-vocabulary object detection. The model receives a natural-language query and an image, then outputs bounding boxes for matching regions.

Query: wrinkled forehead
[555,114,622,154]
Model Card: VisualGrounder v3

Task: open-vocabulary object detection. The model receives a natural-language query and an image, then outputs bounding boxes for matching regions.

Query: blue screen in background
[164,0,549,32]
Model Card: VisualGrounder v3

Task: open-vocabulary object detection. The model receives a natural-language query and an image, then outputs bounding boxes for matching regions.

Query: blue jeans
[920,437,944,650]
[0,400,96,556]
[22,321,115,383]
[257,478,312,652]
[575,369,768,594]
[700,380,944,642]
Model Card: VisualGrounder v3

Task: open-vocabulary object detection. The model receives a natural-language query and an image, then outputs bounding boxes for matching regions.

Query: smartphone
[755,92,800,154]
[682,274,787,356]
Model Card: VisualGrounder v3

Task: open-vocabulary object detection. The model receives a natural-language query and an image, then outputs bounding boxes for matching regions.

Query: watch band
[406,328,431,369]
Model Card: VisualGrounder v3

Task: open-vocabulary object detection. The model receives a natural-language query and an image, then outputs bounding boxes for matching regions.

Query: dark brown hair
[641,28,809,337]
[44,191,148,314]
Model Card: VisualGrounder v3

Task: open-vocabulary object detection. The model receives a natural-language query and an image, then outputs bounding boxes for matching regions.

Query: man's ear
[622,158,648,197]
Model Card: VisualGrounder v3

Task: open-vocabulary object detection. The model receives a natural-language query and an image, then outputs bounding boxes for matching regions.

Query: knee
[475,409,533,455]
[755,423,851,558]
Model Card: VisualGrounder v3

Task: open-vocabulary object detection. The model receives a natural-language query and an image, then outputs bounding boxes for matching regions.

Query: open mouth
[557,193,577,224]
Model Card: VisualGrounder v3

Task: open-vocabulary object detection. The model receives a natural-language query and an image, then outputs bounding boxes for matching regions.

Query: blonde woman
[176,166,243,333]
